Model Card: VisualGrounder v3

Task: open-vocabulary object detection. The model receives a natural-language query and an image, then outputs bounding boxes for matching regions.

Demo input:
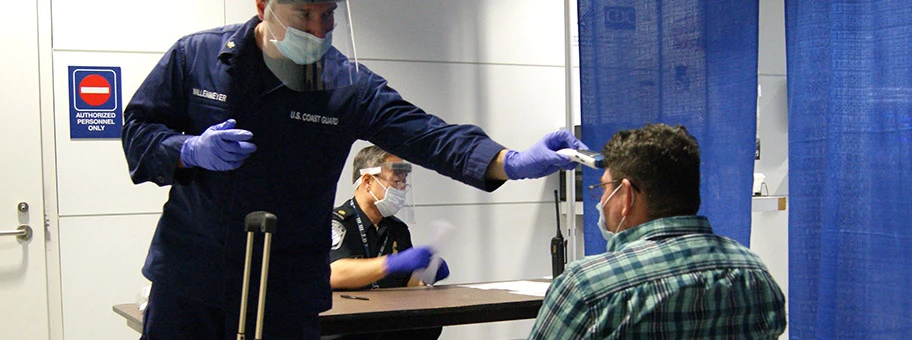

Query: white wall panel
[53,51,169,216]
[444,318,535,340]
[409,204,554,283]
[759,0,786,75]
[52,0,226,53]
[226,0,258,24]
[756,75,788,195]
[750,210,789,340]
[351,0,565,66]
[408,203,554,339]
[753,1,788,338]
[58,214,157,340]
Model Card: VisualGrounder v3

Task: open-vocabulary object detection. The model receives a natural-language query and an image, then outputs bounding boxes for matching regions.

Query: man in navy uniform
[122,0,588,338]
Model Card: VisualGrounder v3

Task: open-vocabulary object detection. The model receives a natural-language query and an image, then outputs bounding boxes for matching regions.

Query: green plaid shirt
[529,216,786,340]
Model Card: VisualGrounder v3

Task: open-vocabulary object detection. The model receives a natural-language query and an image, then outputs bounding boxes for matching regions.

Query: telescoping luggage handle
[238,211,277,340]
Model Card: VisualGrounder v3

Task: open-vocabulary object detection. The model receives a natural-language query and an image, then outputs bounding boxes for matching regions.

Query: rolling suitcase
[237,211,277,340]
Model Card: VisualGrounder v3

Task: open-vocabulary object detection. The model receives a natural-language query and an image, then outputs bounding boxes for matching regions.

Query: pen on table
[340,294,370,301]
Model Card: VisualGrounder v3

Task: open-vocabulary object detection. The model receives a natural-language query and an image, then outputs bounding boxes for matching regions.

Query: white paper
[410,220,454,286]
[136,285,151,311]
[426,219,455,249]
[753,173,766,195]
[415,254,443,285]
[459,280,552,297]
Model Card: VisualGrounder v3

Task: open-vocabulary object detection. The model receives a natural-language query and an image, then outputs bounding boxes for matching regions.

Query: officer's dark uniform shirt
[121,16,506,336]
[326,198,443,340]
[330,198,414,289]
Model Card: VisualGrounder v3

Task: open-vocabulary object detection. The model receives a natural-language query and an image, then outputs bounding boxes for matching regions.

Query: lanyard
[349,200,389,288]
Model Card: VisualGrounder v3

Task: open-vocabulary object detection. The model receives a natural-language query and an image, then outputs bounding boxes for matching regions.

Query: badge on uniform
[331,220,346,250]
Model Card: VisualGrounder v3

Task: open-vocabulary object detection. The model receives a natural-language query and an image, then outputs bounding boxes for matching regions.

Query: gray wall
[752,0,789,338]
[22,0,788,339]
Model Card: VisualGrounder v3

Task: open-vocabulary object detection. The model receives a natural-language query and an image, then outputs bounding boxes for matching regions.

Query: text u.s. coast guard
[290,111,338,126]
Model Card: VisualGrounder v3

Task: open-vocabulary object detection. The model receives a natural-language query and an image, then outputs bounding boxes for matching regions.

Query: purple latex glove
[384,246,433,274]
[434,258,450,282]
[180,119,257,171]
[503,130,589,180]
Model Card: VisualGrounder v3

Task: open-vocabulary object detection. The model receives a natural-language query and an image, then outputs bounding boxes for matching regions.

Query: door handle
[0,225,32,242]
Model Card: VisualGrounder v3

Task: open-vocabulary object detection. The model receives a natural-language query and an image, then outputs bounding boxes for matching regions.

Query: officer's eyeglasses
[374,174,410,192]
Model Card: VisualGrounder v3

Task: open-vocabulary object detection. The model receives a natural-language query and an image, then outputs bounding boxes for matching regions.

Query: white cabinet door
[0,0,50,338]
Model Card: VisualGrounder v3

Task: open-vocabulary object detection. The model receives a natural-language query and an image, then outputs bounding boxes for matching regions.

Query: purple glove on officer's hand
[503,130,589,180]
[384,246,433,274]
[180,119,257,171]
[434,258,450,282]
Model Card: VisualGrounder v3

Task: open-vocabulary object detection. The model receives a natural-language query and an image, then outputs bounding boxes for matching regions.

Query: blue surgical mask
[274,27,333,65]
[597,200,611,241]
[268,7,333,65]
[597,183,625,241]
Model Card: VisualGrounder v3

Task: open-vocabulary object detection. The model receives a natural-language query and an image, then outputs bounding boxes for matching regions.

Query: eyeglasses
[587,179,639,200]
[587,179,620,200]
[374,174,410,191]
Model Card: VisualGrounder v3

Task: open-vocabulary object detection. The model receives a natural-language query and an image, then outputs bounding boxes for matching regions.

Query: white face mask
[269,8,333,65]
[369,176,407,217]
[597,183,626,241]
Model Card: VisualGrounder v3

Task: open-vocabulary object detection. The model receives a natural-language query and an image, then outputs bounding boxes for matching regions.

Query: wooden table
[114,280,548,335]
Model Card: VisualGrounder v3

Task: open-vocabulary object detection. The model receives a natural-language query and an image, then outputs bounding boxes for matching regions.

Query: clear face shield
[261,0,359,91]
[355,162,416,223]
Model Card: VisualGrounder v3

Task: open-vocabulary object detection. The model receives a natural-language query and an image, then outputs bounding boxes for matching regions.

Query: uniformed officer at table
[325,145,448,340]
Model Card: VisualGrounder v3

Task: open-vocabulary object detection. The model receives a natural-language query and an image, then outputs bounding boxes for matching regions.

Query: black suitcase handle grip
[245,211,277,234]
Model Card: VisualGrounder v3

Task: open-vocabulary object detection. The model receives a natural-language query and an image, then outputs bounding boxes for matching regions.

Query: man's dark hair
[351,145,391,184]
[601,123,700,219]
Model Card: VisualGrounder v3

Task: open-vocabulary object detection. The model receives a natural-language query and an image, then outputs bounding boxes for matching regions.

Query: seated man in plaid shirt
[529,123,786,339]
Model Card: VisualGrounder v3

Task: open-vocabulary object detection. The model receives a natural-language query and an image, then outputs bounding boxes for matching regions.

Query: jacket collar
[218,16,262,66]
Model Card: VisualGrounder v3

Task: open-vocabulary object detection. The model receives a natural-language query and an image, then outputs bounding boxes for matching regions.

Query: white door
[0,0,51,338]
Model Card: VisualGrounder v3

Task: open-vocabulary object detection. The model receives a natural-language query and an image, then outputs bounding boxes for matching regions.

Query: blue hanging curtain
[578,0,758,254]
[787,2,912,338]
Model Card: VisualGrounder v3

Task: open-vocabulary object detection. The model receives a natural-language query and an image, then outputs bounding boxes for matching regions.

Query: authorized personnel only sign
[68,66,122,138]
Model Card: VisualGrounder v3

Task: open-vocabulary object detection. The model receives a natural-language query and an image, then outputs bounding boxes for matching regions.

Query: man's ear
[359,173,374,190]
[256,0,268,20]
[621,179,635,216]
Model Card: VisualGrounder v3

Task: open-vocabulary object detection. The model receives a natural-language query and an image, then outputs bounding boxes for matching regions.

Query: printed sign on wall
[68,66,122,138]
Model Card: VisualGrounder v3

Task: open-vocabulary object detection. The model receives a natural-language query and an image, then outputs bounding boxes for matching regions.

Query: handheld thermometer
[556,148,605,169]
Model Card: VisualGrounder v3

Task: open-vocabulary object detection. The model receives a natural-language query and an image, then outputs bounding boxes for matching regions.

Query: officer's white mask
[369,176,408,217]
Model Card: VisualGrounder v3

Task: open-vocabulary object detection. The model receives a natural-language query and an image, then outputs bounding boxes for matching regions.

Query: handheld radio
[551,190,567,278]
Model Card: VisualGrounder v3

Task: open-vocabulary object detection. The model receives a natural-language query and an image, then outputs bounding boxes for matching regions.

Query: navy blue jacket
[122,16,505,331]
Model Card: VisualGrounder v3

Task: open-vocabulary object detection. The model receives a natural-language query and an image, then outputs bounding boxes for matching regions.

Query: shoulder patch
[333,204,355,220]
[331,220,346,250]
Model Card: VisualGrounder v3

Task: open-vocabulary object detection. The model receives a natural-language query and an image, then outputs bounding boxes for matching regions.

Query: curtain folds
[578,0,758,254]
[786,1,912,338]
